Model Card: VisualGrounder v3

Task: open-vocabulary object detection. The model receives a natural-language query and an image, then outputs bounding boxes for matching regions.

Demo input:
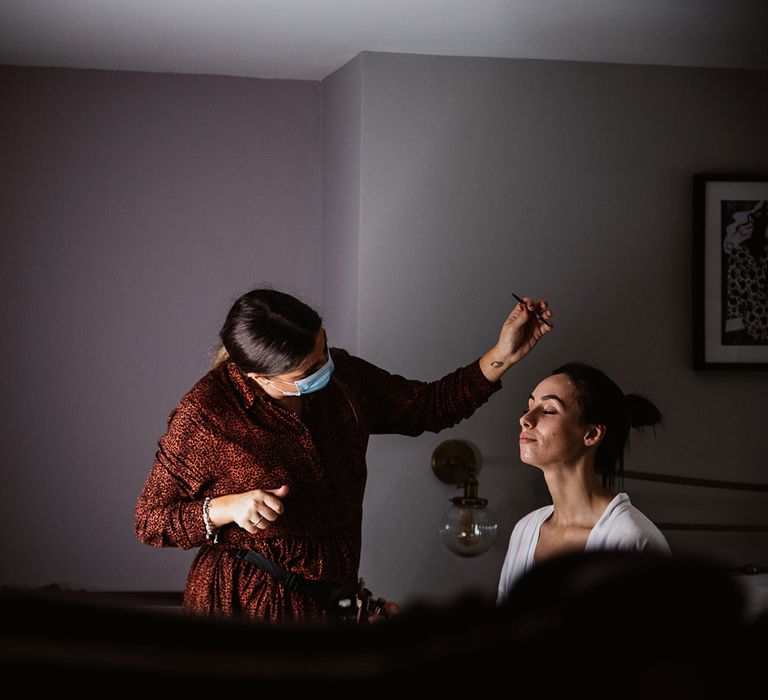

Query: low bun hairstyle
[552,363,662,491]
[216,289,322,375]
[624,394,662,430]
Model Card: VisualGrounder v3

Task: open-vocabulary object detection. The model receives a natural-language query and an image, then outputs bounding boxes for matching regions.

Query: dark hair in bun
[624,393,662,429]
[552,363,662,490]
[218,288,322,375]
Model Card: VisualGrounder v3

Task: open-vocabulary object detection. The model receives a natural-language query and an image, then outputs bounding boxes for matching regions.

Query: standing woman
[136,288,553,622]
[497,362,671,605]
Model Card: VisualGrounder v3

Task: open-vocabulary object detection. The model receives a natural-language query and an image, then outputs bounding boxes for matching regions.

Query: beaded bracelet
[202,496,219,544]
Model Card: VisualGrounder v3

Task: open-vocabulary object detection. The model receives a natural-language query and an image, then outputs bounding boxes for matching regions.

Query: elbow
[134,514,159,547]
[134,505,195,549]
[134,503,168,548]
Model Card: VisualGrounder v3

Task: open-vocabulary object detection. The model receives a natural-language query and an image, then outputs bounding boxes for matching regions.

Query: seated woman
[497,362,671,604]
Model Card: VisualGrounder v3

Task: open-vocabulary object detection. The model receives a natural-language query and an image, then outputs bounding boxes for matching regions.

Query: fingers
[367,599,401,624]
[258,484,287,527]
[240,519,261,534]
[536,300,553,325]
[239,510,270,533]
[239,484,289,533]
[522,296,551,315]
[519,296,554,328]
[245,503,278,531]
[262,490,286,516]
[257,502,281,525]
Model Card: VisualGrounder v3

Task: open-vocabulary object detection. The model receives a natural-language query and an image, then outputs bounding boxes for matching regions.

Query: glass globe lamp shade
[440,499,499,557]
[431,439,498,557]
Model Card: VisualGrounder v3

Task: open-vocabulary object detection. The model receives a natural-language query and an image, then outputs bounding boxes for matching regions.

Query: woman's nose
[520,410,533,428]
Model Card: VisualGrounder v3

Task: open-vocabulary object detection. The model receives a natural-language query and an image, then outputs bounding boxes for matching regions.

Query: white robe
[496,493,671,605]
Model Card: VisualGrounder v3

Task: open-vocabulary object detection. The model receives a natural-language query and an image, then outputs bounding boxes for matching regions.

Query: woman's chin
[518,452,538,468]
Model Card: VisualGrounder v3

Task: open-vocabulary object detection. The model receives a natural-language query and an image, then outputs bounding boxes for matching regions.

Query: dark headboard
[625,469,768,572]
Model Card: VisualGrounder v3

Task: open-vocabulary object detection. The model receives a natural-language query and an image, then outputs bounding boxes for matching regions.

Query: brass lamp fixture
[432,439,498,557]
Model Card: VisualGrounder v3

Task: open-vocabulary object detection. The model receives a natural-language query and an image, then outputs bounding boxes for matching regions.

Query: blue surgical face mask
[267,350,334,396]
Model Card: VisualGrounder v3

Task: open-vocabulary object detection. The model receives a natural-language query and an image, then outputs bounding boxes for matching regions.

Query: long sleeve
[336,350,502,436]
[135,403,218,549]
[135,354,500,620]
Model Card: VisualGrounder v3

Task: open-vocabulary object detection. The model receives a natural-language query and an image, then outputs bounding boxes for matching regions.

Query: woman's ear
[584,424,606,447]
[247,373,267,387]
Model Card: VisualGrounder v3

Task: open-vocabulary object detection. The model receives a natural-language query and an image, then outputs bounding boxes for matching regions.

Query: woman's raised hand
[481,296,553,381]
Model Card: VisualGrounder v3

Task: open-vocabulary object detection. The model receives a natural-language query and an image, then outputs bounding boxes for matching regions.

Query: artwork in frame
[693,174,768,369]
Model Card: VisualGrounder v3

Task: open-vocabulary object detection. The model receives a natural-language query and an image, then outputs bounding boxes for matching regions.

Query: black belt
[232,548,359,610]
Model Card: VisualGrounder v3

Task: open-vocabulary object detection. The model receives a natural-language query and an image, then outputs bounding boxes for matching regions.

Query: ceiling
[1,0,766,81]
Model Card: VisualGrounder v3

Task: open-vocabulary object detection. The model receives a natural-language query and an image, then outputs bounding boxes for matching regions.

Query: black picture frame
[693,173,768,370]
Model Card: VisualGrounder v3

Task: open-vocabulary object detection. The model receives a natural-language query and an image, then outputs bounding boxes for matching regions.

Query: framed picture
[693,174,768,369]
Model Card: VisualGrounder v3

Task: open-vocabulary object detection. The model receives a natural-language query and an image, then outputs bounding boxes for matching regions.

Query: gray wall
[1,66,322,589]
[344,53,768,606]
[3,54,767,603]
[321,55,361,352]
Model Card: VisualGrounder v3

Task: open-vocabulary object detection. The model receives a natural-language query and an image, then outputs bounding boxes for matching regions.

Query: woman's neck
[272,394,303,416]
[252,379,304,416]
[541,461,615,529]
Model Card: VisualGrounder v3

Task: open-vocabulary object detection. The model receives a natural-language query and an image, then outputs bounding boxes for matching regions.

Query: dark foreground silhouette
[2,551,763,695]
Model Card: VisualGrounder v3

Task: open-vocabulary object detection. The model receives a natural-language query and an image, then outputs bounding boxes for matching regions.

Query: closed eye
[521,406,557,416]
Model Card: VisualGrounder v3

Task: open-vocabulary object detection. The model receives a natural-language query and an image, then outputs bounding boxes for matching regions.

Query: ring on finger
[255,515,265,527]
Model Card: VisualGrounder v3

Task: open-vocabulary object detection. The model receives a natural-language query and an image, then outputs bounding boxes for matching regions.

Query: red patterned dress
[135,348,500,622]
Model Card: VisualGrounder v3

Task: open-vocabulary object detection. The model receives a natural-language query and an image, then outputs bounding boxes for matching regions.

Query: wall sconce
[432,439,498,557]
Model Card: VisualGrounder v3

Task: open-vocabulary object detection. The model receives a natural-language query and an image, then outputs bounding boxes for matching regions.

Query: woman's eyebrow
[529,393,566,406]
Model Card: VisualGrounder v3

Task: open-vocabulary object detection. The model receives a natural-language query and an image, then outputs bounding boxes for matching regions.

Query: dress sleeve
[134,403,218,549]
[343,351,502,436]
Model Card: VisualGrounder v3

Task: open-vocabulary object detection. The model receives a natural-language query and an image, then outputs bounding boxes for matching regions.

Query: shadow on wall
[1,551,763,694]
